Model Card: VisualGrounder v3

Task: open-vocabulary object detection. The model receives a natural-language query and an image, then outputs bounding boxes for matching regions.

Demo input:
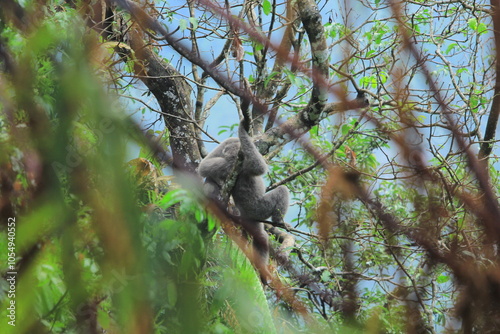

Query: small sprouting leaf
[437,274,450,284]
[207,215,217,232]
[477,22,487,35]
[341,123,351,135]
[262,0,272,15]
[325,22,337,38]
[445,43,457,55]
[264,71,278,88]
[379,72,387,84]
[179,19,187,31]
[189,17,198,30]
[253,41,264,52]
[468,18,487,35]
[467,18,477,31]
[470,95,479,109]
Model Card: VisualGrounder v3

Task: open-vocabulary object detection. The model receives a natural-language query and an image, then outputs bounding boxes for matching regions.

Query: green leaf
[324,22,337,38]
[477,22,488,35]
[262,0,272,16]
[195,209,204,223]
[253,41,264,52]
[470,95,478,109]
[467,18,488,35]
[207,214,217,232]
[189,17,198,30]
[341,123,351,135]
[159,189,188,208]
[379,72,387,84]
[179,19,188,31]
[166,279,178,307]
[264,71,278,88]
[437,274,450,284]
[445,43,457,55]
[468,18,477,31]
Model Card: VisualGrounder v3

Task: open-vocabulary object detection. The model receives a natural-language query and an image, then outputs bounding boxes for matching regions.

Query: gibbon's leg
[248,185,289,224]
[203,177,221,200]
[253,229,271,282]
[237,185,289,283]
[240,219,271,282]
[270,185,289,224]
[246,221,269,264]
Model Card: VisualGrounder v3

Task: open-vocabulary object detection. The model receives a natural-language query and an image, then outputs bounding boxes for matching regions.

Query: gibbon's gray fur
[198,123,289,275]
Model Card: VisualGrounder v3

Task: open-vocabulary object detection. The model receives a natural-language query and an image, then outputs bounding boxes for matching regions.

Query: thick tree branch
[113,0,267,114]
[84,1,201,171]
[255,95,369,156]
[126,29,200,171]
[112,0,368,159]
[297,0,329,127]
[479,1,500,159]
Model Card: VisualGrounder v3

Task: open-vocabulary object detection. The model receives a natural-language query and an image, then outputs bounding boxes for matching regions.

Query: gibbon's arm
[198,156,232,184]
[238,124,267,176]
[198,137,240,182]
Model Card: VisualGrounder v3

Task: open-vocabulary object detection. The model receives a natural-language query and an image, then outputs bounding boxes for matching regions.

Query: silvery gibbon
[198,122,289,279]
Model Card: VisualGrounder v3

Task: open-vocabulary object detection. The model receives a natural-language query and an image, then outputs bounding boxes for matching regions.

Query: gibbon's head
[221,138,240,157]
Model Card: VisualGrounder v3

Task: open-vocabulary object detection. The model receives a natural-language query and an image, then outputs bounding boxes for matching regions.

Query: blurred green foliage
[0,4,280,333]
[2,1,500,333]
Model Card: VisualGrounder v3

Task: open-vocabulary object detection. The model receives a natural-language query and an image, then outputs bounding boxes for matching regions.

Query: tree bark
[127,28,201,171]
[83,0,201,171]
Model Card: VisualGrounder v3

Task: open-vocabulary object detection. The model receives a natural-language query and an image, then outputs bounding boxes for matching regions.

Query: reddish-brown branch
[388,0,500,240]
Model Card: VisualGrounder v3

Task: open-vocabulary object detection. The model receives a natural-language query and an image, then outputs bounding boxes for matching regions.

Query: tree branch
[479,0,500,159]
[297,0,329,127]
